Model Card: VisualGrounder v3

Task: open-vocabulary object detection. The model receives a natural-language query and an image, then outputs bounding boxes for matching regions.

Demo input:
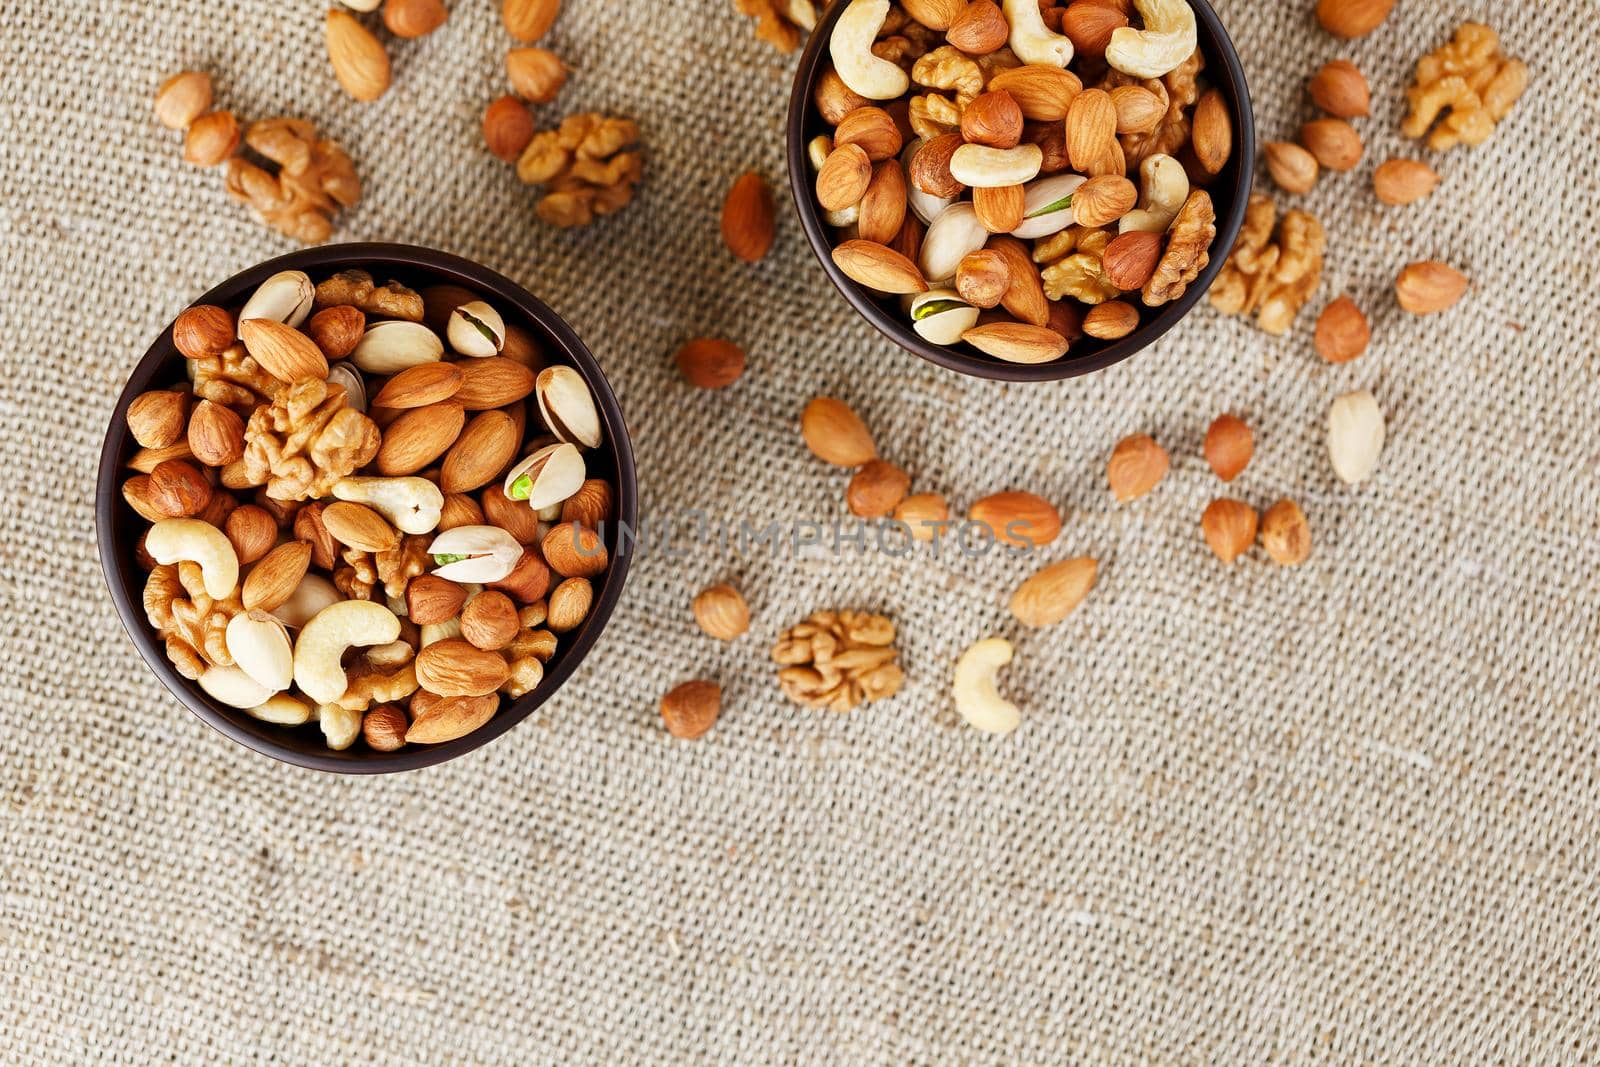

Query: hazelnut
[1082,301,1140,340]
[692,584,750,641]
[407,574,468,626]
[224,505,278,565]
[1315,0,1394,39]
[293,503,339,571]
[1259,500,1312,566]
[559,479,614,530]
[126,390,189,449]
[1373,159,1440,206]
[307,305,365,360]
[946,0,1009,55]
[1314,297,1370,364]
[814,67,869,127]
[846,460,911,519]
[1201,499,1258,564]
[660,680,720,740]
[1101,231,1163,292]
[1299,118,1362,172]
[1204,414,1254,483]
[547,577,593,633]
[908,133,964,198]
[460,590,520,650]
[437,493,486,531]
[956,249,1010,309]
[506,47,567,104]
[172,305,235,361]
[1060,1,1129,58]
[487,549,552,603]
[153,71,212,131]
[362,704,409,752]
[483,95,536,164]
[960,91,1023,149]
[674,338,746,390]
[187,399,245,468]
[182,110,239,167]
[481,485,543,544]
[1264,142,1319,195]
[147,459,213,518]
[1308,59,1371,118]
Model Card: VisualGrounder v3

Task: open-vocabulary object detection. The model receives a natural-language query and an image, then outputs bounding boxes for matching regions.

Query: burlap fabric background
[2,1,1596,1062]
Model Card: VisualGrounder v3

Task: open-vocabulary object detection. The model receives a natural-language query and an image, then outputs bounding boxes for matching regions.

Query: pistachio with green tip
[907,289,980,345]
[1012,174,1085,239]
[446,300,505,358]
[503,442,586,510]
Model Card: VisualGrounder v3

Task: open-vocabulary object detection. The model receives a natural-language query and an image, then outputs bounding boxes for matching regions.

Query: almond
[814,67,870,126]
[1071,174,1137,227]
[1082,300,1139,340]
[376,400,465,476]
[857,161,908,245]
[1010,557,1097,628]
[415,639,510,697]
[307,305,365,359]
[1299,118,1362,172]
[801,397,876,467]
[127,441,195,474]
[1264,142,1318,195]
[955,249,1010,308]
[560,479,614,529]
[239,319,329,384]
[1106,433,1169,502]
[987,66,1083,121]
[722,172,775,263]
[1315,0,1394,39]
[1314,297,1370,363]
[894,492,950,541]
[362,704,409,751]
[890,213,924,265]
[660,680,720,740]
[127,390,189,449]
[1110,85,1163,136]
[972,184,1025,233]
[1060,0,1129,58]
[406,694,498,744]
[320,500,399,553]
[224,505,278,565]
[454,356,536,410]
[1259,500,1312,566]
[148,459,212,518]
[242,540,312,611]
[182,110,238,166]
[1396,261,1468,315]
[406,574,467,625]
[441,410,519,493]
[903,0,964,30]
[173,305,235,360]
[487,549,552,603]
[1373,159,1440,206]
[1101,230,1163,291]
[961,91,1023,149]
[187,399,245,467]
[1066,88,1117,173]
[675,338,746,390]
[834,107,902,163]
[1308,59,1370,118]
[384,0,448,38]
[816,143,873,212]
[154,70,212,130]
[831,240,928,294]
[1202,499,1258,563]
[961,322,1069,364]
[988,236,1049,327]
[1191,89,1232,175]
[542,522,607,579]
[372,362,463,409]
[325,8,390,102]
[969,491,1061,547]
[847,460,911,518]
[439,493,486,531]
[946,0,1009,55]
[909,133,964,198]
[460,590,520,650]
[1204,414,1253,482]
[692,585,749,641]
[502,0,560,42]
[483,95,536,163]
[547,577,593,633]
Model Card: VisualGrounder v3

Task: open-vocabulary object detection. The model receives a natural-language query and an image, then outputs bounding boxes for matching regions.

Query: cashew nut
[953,637,1022,735]
[1012,174,1086,239]
[145,519,239,601]
[427,526,524,584]
[318,704,362,751]
[421,617,463,647]
[1119,154,1190,234]
[1105,0,1198,80]
[270,574,341,629]
[1004,0,1074,67]
[919,202,989,283]
[198,665,275,710]
[829,0,911,100]
[292,600,401,705]
[907,289,980,345]
[247,693,312,725]
[225,610,293,693]
[948,143,1043,188]
[332,476,444,535]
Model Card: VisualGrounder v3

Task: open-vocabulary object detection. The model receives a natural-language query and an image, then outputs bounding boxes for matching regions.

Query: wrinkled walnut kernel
[1143,190,1215,307]
[771,610,904,713]
[1210,194,1325,335]
[1402,23,1527,151]
[313,269,424,322]
[222,118,360,244]
[144,562,241,679]
[191,342,279,411]
[241,378,380,501]
[514,113,644,228]
[732,0,817,53]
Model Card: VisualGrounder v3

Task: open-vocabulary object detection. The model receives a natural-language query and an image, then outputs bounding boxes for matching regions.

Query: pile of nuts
[155,72,362,243]
[121,266,618,751]
[805,0,1228,364]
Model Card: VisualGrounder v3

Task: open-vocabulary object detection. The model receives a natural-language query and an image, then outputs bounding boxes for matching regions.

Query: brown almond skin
[542,522,608,579]
[1191,89,1232,175]
[968,491,1061,548]
[384,0,448,38]
[801,397,876,467]
[816,143,873,212]
[376,400,466,476]
[1308,60,1370,118]
[415,639,510,697]
[972,185,1025,233]
[371,362,463,409]
[440,410,519,494]
[241,540,312,611]
[675,338,746,389]
[1202,499,1258,564]
[1315,0,1394,39]
[1264,142,1319,195]
[1204,414,1254,482]
[692,585,750,641]
[1299,118,1362,172]
[1107,434,1169,502]
[1010,557,1097,628]
[438,493,486,531]
[326,9,391,102]
[988,237,1049,327]
[661,680,721,740]
[834,107,902,163]
[223,505,278,565]
[857,161,908,246]
[722,171,775,263]
[1396,262,1469,315]
[1373,159,1440,206]
[831,240,927,295]
[1082,301,1139,341]
[406,694,498,745]
[454,356,535,410]
[127,390,189,449]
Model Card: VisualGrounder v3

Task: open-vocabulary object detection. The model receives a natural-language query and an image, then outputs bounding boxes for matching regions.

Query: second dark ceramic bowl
[96,243,637,774]
[786,0,1255,381]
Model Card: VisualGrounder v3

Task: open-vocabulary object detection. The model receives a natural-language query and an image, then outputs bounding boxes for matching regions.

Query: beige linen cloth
[2,1,1597,1063]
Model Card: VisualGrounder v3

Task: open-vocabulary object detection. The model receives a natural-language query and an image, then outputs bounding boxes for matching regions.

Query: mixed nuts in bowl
[786,0,1254,380]
[96,243,636,773]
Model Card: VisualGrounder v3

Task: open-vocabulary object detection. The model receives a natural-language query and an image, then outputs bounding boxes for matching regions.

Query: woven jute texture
[3,1,1597,1063]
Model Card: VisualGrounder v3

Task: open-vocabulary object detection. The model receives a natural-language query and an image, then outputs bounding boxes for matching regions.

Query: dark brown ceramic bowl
[786,0,1255,381]
[96,243,637,774]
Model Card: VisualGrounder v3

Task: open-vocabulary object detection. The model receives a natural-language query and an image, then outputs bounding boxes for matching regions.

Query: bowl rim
[785,0,1256,382]
[95,241,638,774]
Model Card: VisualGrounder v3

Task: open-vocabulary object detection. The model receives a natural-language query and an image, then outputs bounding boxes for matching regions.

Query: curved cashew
[829,0,910,100]
[1119,154,1190,233]
[1106,0,1198,80]
[145,519,239,600]
[953,637,1021,735]
[421,617,463,647]
[948,143,1043,188]
[293,600,401,705]
[1012,174,1087,239]
[908,289,980,346]
[919,202,989,284]
[318,704,362,751]
[427,525,524,584]
[247,693,312,725]
[1004,0,1074,67]
[225,610,294,693]
[198,665,274,710]
[332,476,444,535]
[270,574,341,629]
